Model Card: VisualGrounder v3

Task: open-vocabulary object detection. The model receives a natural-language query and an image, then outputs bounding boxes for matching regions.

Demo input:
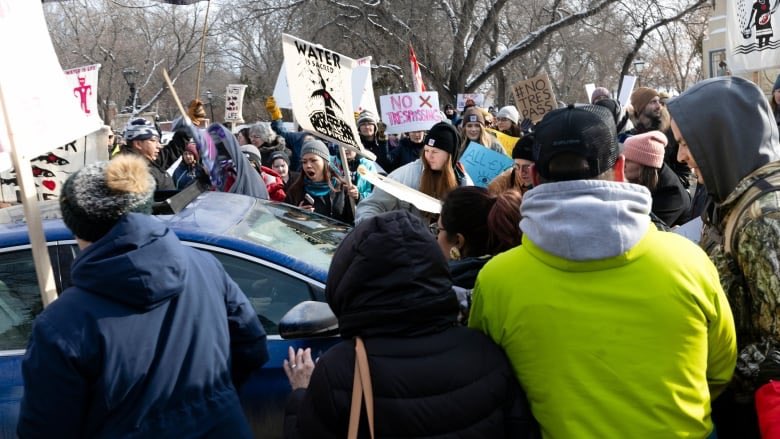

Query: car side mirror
[279,301,339,339]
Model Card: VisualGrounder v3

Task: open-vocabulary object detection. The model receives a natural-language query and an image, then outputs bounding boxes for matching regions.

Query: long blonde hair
[460,123,495,155]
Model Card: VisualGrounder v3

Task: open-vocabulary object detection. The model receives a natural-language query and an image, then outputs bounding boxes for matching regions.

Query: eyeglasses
[513,163,532,172]
[429,222,444,236]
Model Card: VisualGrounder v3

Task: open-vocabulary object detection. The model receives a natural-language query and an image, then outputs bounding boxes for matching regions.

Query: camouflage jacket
[700,161,780,394]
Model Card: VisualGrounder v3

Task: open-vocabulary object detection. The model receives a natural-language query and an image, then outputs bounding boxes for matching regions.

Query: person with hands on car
[17,154,268,439]
[282,210,539,438]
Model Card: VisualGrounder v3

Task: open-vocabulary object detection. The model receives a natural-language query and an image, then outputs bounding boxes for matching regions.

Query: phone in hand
[304,193,315,205]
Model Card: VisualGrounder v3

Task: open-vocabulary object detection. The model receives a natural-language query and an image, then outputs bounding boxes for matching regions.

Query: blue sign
[459,142,513,187]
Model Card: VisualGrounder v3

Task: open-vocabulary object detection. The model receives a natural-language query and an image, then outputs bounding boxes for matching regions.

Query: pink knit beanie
[623,130,666,169]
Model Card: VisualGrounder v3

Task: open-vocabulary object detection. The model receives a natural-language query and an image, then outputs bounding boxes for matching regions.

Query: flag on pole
[409,42,426,93]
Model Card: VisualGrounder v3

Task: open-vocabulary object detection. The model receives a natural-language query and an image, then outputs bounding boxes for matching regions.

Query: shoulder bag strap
[348,336,375,439]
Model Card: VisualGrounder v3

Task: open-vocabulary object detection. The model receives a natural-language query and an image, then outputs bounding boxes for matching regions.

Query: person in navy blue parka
[17,154,268,438]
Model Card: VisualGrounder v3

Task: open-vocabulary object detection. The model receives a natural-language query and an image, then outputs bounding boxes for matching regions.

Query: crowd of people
[16,73,780,438]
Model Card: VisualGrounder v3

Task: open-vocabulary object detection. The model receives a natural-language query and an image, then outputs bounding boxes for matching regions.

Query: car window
[206,251,316,336]
[0,249,47,350]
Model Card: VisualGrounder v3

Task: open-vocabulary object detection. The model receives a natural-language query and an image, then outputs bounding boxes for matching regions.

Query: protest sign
[511,73,556,123]
[64,64,103,129]
[485,128,518,155]
[0,134,103,202]
[727,0,780,73]
[352,56,378,116]
[273,62,292,109]
[282,34,361,150]
[459,141,514,188]
[585,83,596,103]
[379,92,442,134]
[456,93,484,111]
[0,2,101,168]
[224,84,248,123]
[617,75,637,108]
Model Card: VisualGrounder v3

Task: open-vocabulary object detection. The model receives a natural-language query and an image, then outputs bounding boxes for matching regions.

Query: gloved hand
[376,121,387,141]
[265,96,283,121]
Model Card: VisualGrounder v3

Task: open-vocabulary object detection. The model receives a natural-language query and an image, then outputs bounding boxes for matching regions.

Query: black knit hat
[512,134,535,161]
[60,155,155,242]
[423,122,461,164]
[533,104,620,181]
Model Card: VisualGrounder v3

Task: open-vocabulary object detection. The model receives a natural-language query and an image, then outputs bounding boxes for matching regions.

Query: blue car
[0,191,346,438]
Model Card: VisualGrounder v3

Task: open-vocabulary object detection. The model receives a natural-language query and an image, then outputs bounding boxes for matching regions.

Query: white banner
[456,93,485,111]
[379,92,442,134]
[0,1,101,171]
[0,134,103,202]
[618,75,637,108]
[352,56,378,117]
[273,62,292,109]
[64,64,102,128]
[282,34,361,149]
[224,84,248,122]
[727,0,780,73]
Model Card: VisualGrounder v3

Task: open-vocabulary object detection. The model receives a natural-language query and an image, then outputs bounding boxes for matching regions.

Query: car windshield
[227,201,350,272]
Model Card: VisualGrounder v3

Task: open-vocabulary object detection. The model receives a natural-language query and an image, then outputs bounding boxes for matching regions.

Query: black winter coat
[652,163,692,227]
[284,210,538,439]
[387,137,423,173]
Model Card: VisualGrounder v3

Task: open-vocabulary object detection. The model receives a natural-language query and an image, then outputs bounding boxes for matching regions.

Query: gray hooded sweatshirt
[667,76,780,204]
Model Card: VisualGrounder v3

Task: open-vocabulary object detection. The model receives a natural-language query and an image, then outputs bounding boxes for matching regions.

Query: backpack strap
[723,171,780,259]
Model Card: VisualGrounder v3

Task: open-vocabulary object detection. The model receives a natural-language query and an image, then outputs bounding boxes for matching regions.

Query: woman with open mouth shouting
[285,139,357,224]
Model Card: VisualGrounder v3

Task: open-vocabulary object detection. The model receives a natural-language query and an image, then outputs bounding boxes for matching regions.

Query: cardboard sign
[459,141,514,188]
[224,84,247,122]
[379,92,442,134]
[511,73,556,123]
[456,93,484,111]
[282,34,361,149]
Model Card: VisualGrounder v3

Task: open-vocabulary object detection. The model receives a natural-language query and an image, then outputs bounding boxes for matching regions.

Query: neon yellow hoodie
[470,204,736,438]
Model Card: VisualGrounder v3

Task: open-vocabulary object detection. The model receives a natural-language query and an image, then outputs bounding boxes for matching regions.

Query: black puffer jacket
[284,210,538,438]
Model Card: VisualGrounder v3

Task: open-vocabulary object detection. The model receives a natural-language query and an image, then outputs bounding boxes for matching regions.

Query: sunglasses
[429,222,444,236]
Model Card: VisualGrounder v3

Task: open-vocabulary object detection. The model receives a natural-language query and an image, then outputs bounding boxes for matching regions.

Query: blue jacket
[271,119,307,172]
[18,214,268,439]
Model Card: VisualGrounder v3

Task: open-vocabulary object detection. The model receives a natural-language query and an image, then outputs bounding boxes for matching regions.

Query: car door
[184,243,338,438]
[0,242,75,438]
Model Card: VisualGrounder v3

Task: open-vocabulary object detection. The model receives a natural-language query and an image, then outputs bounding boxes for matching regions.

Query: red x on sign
[418,95,432,108]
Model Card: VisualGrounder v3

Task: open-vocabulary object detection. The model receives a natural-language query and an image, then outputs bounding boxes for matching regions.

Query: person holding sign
[460,107,505,156]
[285,139,357,224]
[356,122,472,224]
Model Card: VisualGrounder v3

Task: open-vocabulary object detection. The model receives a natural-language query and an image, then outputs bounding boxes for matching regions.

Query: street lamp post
[633,58,646,88]
[205,90,214,122]
[122,67,139,115]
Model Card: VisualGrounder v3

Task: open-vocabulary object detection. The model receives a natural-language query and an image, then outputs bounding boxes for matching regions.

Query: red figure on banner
[73,76,92,114]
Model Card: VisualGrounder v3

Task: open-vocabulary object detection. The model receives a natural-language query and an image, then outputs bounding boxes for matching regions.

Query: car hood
[69,213,186,310]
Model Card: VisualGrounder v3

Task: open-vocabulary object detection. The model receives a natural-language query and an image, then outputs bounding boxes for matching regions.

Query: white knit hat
[496,106,519,124]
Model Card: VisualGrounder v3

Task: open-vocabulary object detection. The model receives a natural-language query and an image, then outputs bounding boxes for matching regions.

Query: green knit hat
[60,155,155,242]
